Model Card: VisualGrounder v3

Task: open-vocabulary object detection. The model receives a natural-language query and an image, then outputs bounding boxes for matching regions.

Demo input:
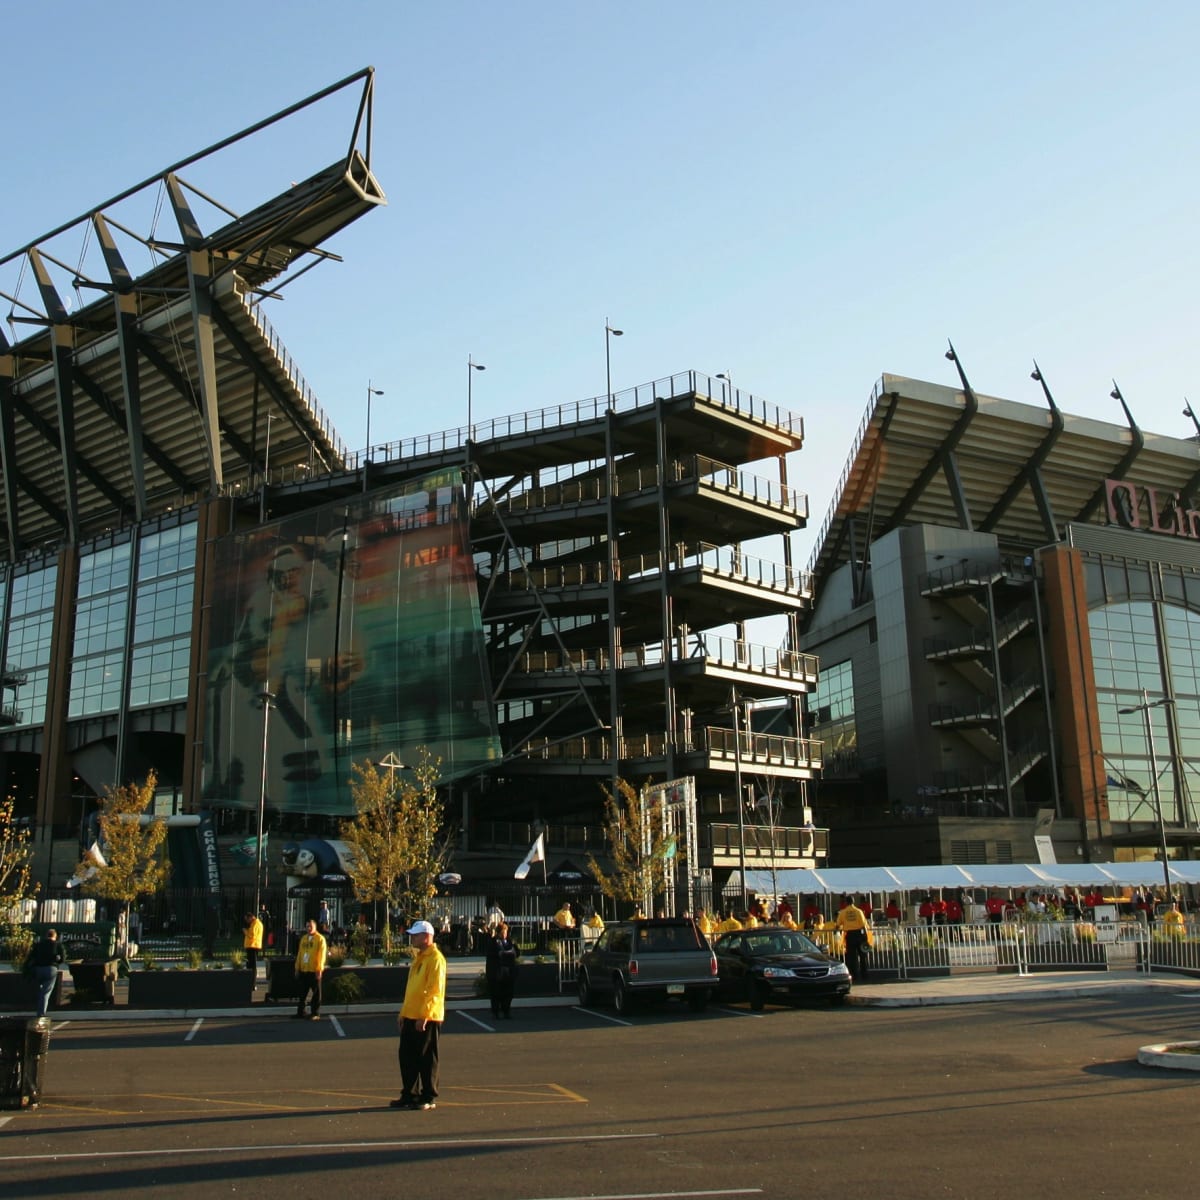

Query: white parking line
[0,1131,658,1165]
[521,1191,761,1200]
[0,1117,11,1130]
[459,1011,495,1032]
[184,1018,203,1042]
[714,1006,763,1019]
[572,1006,632,1027]
[51,1022,69,1032]
[329,1016,346,1038]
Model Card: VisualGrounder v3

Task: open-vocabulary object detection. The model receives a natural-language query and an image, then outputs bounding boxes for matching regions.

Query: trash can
[0,1017,50,1109]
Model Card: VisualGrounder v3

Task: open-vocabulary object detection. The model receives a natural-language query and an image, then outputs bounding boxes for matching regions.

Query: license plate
[667,984,685,995]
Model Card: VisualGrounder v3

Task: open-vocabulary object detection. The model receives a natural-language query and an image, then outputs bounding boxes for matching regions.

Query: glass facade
[5,562,59,728]
[128,523,197,708]
[1090,596,1200,827]
[811,658,857,777]
[70,542,133,717]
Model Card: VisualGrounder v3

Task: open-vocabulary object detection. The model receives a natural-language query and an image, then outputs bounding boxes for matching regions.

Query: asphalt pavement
[18,958,1200,1022]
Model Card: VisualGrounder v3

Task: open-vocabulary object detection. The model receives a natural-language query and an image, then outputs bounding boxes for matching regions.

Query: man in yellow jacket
[392,919,447,1111]
[293,918,327,1020]
[243,912,264,982]
[835,897,872,982]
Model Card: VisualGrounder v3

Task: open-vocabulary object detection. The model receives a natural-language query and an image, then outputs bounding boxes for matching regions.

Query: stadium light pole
[605,319,623,410]
[467,356,486,447]
[1118,690,1174,898]
[259,412,276,524]
[253,690,277,920]
[364,381,384,491]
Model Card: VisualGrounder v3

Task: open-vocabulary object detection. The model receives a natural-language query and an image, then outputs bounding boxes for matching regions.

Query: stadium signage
[1104,479,1200,539]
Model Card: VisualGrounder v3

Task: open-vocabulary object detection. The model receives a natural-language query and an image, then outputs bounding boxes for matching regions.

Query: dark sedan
[714,928,852,1010]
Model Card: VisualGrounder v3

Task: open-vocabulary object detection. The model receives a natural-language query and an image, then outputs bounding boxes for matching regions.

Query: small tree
[0,796,37,943]
[587,778,676,915]
[76,771,171,948]
[341,748,449,943]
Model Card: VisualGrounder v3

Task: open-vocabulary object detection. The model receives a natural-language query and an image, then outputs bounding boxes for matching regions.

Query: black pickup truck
[576,917,718,1014]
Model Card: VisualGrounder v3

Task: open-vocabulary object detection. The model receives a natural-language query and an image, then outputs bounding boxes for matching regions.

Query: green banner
[202,472,500,814]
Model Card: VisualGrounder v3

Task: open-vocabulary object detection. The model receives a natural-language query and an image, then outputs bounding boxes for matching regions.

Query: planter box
[128,968,254,1009]
[325,965,411,1001]
[513,962,561,996]
[68,960,118,1005]
[0,970,63,1012]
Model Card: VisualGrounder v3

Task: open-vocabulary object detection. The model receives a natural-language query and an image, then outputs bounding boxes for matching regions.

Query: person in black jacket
[29,928,64,1018]
[484,922,519,1019]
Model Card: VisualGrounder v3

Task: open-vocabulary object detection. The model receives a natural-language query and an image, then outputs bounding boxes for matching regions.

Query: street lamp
[253,690,277,919]
[364,380,384,489]
[467,356,486,447]
[1118,690,1175,898]
[716,371,733,405]
[605,319,623,410]
[725,686,749,906]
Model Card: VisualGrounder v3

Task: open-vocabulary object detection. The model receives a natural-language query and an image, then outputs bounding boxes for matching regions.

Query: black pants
[296,971,322,1016]
[398,1018,440,1103]
[844,930,868,981]
[246,947,259,976]
[488,973,515,1016]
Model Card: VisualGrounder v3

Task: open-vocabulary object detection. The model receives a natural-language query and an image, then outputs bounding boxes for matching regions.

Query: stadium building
[801,351,1200,870]
[0,73,823,897]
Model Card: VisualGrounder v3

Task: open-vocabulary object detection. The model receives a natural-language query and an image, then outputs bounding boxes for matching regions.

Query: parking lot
[3,989,1200,1199]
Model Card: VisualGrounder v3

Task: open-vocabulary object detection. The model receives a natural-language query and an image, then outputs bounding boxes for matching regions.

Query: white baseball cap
[407,920,435,936]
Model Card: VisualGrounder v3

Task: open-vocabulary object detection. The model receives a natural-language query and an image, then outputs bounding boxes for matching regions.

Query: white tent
[727,861,1200,898]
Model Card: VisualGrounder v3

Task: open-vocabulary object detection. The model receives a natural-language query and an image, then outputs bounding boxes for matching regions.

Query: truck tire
[613,976,634,1015]
[577,971,595,1006]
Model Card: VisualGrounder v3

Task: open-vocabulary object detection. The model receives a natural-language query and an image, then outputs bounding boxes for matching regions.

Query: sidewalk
[848,966,1200,1007]
[22,961,1200,1021]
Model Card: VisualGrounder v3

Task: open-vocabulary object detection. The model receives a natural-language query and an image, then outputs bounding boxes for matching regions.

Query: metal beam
[165,175,223,490]
[1077,381,1143,523]
[0,328,20,556]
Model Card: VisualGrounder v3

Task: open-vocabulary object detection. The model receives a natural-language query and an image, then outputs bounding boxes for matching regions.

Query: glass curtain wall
[5,562,59,728]
[1087,554,1200,829]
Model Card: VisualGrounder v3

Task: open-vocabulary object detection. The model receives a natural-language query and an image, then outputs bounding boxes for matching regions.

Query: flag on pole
[514,833,546,880]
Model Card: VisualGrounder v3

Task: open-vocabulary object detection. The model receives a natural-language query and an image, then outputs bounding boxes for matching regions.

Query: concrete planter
[0,969,63,1012]
[128,968,254,1008]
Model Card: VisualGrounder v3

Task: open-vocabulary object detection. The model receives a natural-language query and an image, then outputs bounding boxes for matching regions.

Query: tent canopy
[730,862,1200,897]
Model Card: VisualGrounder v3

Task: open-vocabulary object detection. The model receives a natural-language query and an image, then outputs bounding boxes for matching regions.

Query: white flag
[514,833,546,880]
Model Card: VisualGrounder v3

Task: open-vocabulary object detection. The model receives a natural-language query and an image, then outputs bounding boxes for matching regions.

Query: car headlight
[830,962,851,976]
[761,967,794,979]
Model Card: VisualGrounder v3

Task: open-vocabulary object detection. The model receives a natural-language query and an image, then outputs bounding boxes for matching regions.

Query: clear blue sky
[2,1,1197,571]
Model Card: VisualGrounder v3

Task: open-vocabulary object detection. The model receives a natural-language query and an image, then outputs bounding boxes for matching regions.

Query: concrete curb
[1137,1041,1200,1071]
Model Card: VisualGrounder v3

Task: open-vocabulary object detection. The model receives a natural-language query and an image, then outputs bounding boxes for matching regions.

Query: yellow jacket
[716,916,742,934]
[401,944,446,1023]
[295,931,327,974]
[244,917,263,951]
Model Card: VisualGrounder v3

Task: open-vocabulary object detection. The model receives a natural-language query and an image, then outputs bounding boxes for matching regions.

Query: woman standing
[485,921,519,1019]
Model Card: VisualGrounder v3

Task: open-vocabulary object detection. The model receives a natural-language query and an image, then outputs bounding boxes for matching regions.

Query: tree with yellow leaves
[0,796,36,924]
[587,778,676,915]
[341,749,449,945]
[76,771,171,942]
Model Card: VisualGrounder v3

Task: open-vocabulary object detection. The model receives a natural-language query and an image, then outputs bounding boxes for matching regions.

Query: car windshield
[740,932,822,956]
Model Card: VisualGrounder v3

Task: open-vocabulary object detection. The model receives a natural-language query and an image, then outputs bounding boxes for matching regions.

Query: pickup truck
[576,918,718,1014]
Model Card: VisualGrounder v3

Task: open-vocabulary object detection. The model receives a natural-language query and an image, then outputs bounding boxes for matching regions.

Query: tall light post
[1118,689,1174,898]
[605,318,623,409]
[727,686,748,906]
[259,412,276,524]
[467,356,486,448]
[716,370,733,405]
[364,380,384,491]
[253,690,276,919]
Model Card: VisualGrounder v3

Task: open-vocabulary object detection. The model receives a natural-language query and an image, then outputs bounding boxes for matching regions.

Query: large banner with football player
[203,471,499,814]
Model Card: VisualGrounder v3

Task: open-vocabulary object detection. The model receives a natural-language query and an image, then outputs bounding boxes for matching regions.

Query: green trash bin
[0,1016,50,1109]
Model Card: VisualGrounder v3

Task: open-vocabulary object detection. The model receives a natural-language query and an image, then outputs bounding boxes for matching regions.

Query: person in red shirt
[985,894,1006,939]
[802,901,822,929]
[885,899,902,922]
[775,898,794,923]
[931,896,948,927]
[944,897,963,924]
[859,896,873,919]
[918,896,935,926]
